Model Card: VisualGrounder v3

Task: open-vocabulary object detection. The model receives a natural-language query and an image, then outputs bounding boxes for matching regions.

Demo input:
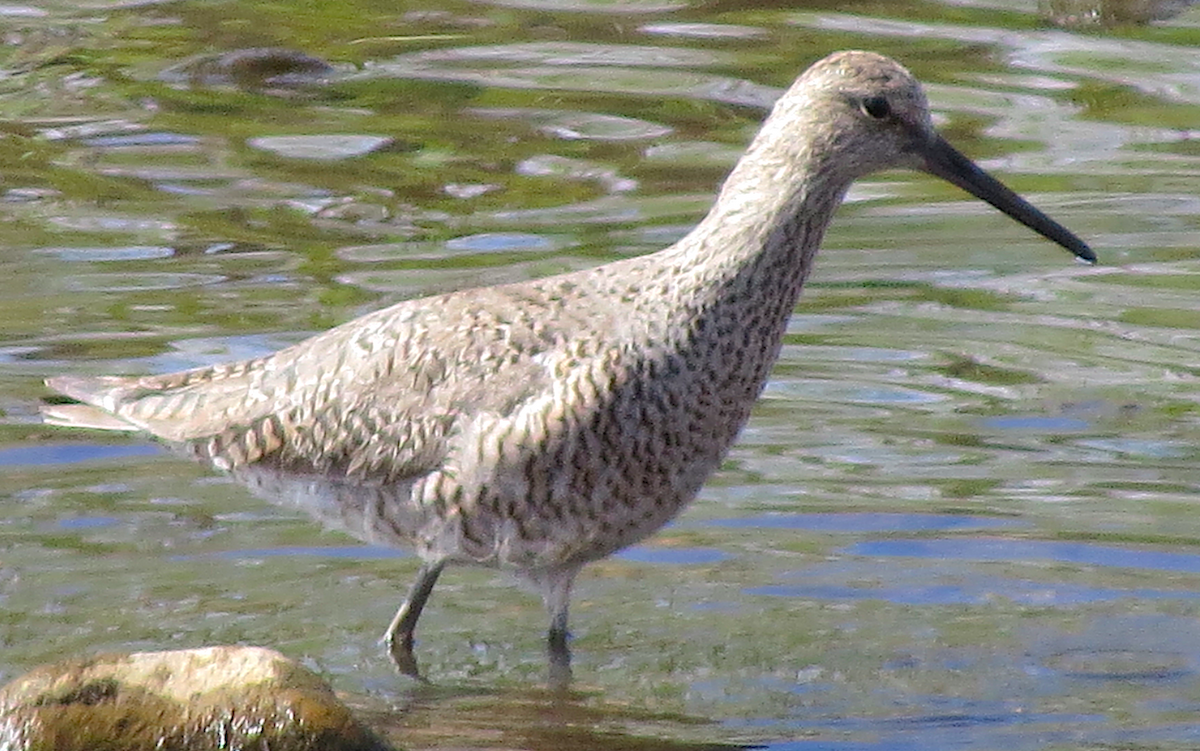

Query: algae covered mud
[1,1,1199,749]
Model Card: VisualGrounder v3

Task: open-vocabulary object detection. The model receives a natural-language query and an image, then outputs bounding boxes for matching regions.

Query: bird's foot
[547,626,573,691]
[384,631,427,682]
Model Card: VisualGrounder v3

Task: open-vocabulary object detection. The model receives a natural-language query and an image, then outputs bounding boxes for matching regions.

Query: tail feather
[42,374,158,434]
[42,368,264,443]
[45,375,130,410]
[40,403,141,432]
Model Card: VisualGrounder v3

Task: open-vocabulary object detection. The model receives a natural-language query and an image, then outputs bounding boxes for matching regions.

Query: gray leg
[547,605,572,690]
[382,560,445,679]
[541,568,577,690]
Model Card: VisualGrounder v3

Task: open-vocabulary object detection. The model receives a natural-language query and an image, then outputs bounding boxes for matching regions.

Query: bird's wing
[42,283,590,480]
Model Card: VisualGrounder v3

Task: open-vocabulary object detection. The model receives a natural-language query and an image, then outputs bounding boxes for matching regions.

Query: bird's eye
[860,95,891,120]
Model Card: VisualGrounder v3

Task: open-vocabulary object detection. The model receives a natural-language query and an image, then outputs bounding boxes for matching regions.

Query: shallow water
[2,0,1200,748]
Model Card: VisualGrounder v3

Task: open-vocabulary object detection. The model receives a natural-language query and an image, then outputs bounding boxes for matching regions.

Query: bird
[41,50,1095,687]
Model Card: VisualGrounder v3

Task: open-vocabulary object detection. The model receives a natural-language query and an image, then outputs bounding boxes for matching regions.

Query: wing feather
[42,282,594,481]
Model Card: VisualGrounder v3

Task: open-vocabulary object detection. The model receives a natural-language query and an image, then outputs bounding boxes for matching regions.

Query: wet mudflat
[1,1,1199,749]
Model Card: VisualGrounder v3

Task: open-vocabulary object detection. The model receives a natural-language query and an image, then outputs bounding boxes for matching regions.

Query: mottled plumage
[42,51,1094,685]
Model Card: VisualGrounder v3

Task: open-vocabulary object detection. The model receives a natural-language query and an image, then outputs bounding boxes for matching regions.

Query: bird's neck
[673,112,852,330]
[606,117,855,433]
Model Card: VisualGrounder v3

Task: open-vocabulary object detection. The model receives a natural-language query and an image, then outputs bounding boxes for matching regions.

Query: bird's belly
[423,354,761,570]
[436,439,722,571]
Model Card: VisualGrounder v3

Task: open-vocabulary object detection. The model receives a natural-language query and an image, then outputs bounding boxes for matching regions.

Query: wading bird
[43,51,1094,686]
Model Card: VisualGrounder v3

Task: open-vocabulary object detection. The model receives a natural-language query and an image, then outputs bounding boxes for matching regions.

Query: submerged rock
[158,47,336,89]
[0,646,392,751]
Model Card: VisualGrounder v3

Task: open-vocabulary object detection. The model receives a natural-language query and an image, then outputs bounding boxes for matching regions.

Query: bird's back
[47,271,604,472]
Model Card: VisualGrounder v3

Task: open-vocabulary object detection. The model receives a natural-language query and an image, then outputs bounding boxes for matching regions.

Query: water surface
[1,1,1199,749]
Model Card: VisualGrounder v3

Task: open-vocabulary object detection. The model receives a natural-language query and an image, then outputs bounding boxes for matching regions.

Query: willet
[42,51,1095,686]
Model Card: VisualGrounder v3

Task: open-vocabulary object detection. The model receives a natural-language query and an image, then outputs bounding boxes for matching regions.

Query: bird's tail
[40,402,141,432]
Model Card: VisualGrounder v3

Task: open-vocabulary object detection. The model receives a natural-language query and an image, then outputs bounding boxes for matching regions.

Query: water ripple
[849,538,1200,574]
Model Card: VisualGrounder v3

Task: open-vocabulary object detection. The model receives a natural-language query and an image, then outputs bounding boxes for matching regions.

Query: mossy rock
[0,646,394,751]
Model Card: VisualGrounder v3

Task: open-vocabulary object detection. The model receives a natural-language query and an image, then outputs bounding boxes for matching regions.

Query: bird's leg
[382,560,445,679]
[541,568,577,691]
[547,605,572,690]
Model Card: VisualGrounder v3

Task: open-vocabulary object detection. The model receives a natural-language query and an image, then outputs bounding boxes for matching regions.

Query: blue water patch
[730,694,1110,751]
[847,538,1200,574]
[733,706,1105,751]
[616,546,730,565]
[979,415,1091,432]
[705,512,1023,533]
[755,715,1200,751]
[762,741,930,751]
[82,132,201,148]
[748,580,1200,607]
[444,232,555,253]
[57,516,121,530]
[0,442,161,467]
[37,245,175,262]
